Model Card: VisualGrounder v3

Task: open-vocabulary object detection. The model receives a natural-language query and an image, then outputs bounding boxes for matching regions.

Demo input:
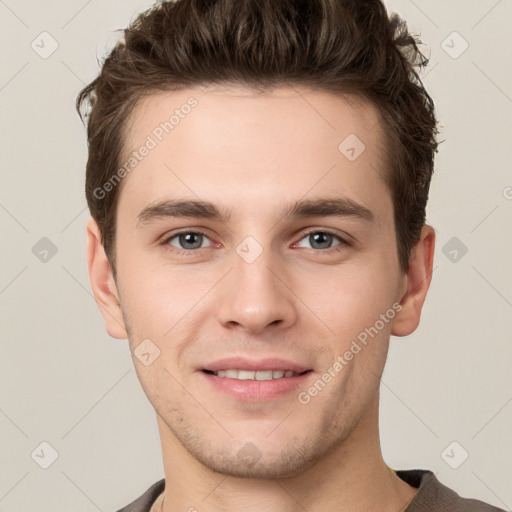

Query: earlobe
[86,216,128,339]
[391,224,436,337]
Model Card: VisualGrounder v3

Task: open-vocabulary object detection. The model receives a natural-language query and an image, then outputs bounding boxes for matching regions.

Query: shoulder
[114,478,165,512]
[396,469,507,512]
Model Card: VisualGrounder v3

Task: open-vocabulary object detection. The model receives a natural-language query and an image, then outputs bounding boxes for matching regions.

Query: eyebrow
[136,196,375,227]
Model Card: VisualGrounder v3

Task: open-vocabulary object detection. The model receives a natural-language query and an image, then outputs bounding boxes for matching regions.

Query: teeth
[238,370,255,380]
[214,369,300,380]
[255,370,273,380]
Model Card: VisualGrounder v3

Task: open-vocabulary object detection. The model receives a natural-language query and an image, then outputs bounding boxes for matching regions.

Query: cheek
[117,264,213,366]
[304,260,397,336]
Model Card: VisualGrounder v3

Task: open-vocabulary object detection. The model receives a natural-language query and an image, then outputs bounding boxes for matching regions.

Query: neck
[155,393,418,512]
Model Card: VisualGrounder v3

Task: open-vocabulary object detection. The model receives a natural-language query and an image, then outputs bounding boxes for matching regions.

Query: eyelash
[161,229,352,257]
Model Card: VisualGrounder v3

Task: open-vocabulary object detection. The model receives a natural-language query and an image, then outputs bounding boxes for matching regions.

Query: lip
[198,357,314,402]
[200,370,313,401]
[200,357,312,374]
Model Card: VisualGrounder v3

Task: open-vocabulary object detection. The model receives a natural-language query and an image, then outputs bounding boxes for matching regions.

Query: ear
[391,224,435,337]
[86,216,128,339]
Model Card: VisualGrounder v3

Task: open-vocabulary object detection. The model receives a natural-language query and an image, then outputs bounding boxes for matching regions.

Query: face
[90,84,428,479]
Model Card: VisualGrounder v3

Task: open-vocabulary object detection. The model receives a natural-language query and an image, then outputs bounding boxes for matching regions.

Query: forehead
[118,84,391,225]
[122,84,385,156]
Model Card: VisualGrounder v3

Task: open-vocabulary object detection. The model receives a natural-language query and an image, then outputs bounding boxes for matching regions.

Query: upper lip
[201,357,312,374]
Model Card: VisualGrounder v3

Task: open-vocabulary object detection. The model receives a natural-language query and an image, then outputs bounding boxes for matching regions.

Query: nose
[216,243,298,334]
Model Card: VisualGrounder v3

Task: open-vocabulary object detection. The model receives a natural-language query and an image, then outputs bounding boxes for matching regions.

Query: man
[77,0,506,510]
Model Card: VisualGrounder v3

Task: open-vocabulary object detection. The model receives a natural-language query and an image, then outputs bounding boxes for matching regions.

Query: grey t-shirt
[115,469,507,511]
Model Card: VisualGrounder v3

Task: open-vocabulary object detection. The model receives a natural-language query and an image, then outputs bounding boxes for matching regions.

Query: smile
[204,369,304,380]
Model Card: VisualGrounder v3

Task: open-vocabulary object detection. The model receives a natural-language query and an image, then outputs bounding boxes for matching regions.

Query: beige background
[1,0,511,510]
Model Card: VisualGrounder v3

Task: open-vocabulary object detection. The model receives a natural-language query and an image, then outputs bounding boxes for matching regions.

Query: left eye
[295,231,346,251]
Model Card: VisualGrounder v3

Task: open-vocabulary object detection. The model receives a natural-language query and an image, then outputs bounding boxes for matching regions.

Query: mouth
[199,358,314,401]
[202,369,311,380]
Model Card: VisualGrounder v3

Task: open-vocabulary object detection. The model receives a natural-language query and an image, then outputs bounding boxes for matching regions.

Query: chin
[201,455,315,479]
[186,436,328,480]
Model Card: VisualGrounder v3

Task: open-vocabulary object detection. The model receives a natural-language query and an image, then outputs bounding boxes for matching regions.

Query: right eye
[162,230,215,255]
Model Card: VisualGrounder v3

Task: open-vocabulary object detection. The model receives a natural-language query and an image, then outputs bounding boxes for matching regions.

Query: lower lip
[200,371,313,401]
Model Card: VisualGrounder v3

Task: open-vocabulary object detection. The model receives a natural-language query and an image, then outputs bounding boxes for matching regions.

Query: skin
[87,84,435,512]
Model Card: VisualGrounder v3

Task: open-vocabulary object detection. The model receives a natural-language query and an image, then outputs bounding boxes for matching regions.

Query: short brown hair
[77,0,441,276]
